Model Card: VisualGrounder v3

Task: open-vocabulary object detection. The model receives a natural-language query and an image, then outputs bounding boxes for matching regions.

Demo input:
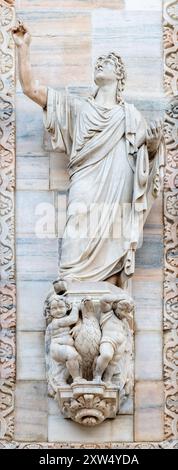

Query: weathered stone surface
[16,1,123,10]
[16,332,45,380]
[133,279,162,331]
[146,194,163,226]
[92,9,163,101]
[135,332,163,381]
[16,155,49,191]
[16,93,44,154]
[16,191,55,237]
[135,234,163,270]
[135,381,164,441]
[17,281,50,331]
[125,0,162,11]
[16,238,59,281]
[120,394,133,415]
[14,381,48,442]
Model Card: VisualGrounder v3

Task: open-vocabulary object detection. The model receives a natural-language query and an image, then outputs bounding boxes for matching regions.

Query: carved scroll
[0,0,16,441]
[163,0,178,442]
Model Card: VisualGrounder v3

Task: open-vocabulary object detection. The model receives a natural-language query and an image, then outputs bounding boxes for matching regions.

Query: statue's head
[94,52,126,102]
[81,297,94,315]
[113,299,134,320]
[50,294,70,318]
[100,294,115,313]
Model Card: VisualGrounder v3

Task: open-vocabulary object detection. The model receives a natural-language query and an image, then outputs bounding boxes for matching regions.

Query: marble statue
[12,20,165,426]
[45,295,81,393]
[44,282,134,425]
[93,295,133,385]
[71,298,101,381]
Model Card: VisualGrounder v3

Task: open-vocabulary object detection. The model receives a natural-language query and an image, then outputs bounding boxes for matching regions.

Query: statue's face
[94,57,117,86]
[51,299,66,317]
[81,298,93,313]
[101,300,112,313]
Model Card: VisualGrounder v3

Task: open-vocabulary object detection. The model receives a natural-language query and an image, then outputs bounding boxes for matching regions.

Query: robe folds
[43,88,165,282]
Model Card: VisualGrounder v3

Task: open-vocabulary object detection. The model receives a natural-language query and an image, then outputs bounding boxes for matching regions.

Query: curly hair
[95,52,126,104]
[44,292,71,325]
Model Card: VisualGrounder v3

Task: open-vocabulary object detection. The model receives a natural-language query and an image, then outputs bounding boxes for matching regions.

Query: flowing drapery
[43,88,165,281]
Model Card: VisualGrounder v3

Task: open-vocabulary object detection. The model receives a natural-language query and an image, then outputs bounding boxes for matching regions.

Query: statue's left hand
[146,120,163,147]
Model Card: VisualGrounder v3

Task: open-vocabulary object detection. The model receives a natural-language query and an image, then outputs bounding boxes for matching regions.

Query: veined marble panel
[135,381,164,441]
[15,381,48,442]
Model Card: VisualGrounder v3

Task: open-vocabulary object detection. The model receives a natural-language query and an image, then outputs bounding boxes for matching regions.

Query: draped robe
[43,88,165,282]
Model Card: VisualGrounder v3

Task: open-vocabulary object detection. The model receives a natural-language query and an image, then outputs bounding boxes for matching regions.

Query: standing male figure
[12,20,165,288]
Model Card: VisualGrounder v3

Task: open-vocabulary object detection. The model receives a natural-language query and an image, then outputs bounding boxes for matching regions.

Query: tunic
[43,88,165,281]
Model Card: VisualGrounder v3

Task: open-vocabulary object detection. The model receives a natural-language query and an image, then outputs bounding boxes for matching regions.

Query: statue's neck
[95,82,118,109]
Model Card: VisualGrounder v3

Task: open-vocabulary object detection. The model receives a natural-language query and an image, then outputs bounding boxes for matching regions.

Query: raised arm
[55,303,80,328]
[12,20,47,108]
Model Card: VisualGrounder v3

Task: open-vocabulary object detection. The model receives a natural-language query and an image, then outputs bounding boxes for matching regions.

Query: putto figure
[12,20,165,289]
[44,295,81,395]
[92,294,134,406]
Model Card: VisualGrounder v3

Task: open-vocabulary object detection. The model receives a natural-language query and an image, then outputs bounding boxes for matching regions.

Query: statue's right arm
[55,304,80,328]
[12,21,47,109]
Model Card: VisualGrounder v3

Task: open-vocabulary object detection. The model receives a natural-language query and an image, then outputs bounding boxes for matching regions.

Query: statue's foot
[72,377,87,385]
[48,385,56,398]
[105,381,116,389]
[92,376,105,385]
[58,382,70,387]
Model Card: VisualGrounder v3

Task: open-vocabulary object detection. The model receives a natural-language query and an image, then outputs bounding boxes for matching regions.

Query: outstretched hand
[12,19,31,47]
[146,119,164,147]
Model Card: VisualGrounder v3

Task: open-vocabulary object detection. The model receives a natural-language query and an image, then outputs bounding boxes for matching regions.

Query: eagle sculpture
[71,298,101,381]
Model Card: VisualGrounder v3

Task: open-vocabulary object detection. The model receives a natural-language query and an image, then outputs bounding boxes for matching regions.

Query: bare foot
[72,377,87,385]
[92,376,105,385]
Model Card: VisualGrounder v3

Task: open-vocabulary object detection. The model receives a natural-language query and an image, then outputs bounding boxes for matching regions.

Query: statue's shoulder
[124,101,143,123]
[48,87,83,109]
[66,92,85,115]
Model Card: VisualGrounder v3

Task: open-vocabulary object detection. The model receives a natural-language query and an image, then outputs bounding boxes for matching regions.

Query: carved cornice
[0,0,177,448]
[0,440,177,449]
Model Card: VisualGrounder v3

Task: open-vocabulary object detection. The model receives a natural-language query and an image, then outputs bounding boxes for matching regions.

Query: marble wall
[15,0,164,443]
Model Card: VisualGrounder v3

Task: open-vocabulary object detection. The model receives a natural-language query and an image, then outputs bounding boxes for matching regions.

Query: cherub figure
[93,294,134,385]
[45,294,82,394]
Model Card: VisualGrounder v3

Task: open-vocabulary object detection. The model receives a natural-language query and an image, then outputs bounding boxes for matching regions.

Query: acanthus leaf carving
[0,0,15,443]
[0,50,13,74]
[0,97,13,121]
